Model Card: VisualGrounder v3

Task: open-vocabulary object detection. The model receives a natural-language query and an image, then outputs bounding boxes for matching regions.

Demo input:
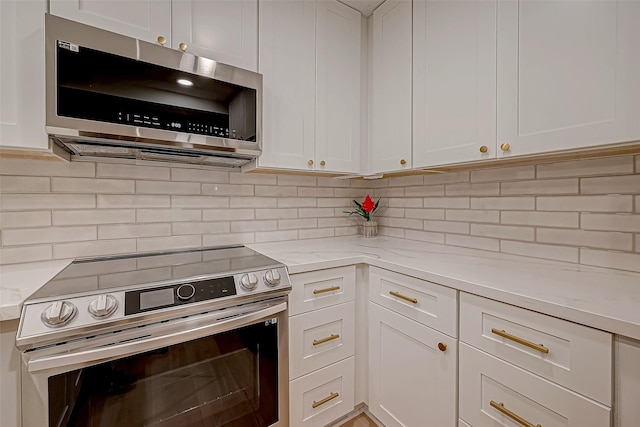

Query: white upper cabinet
[171,1,257,71]
[497,0,640,158]
[412,0,497,168]
[370,0,412,174]
[49,0,258,70]
[258,0,316,171]
[315,0,361,173]
[49,0,171,45]
[258,0,361,173]
[0,0,48,150]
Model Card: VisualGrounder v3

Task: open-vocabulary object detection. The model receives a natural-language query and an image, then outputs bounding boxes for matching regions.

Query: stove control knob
[88,294,118,319]
[41,301,77,327]
[240,273,259,291]
[177,284,196,301]
[264,269,281,287]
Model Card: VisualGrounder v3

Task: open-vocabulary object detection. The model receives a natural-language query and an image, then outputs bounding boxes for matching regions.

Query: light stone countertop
[247,236,640,340]
[0,259,72,321]
[2,236,639,341]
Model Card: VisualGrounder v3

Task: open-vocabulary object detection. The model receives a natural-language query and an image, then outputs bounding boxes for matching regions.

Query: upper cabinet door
[0,0,48,150]
[49,0,171,45]
[413,0,497,168]
[315,1,361,173]
[370,0,412,174]
[258,0,316,171]
[171,0,258,71]
[497,0,640,158]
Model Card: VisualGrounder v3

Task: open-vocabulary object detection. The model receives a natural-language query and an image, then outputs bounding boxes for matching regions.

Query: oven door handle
[27,301,286,373]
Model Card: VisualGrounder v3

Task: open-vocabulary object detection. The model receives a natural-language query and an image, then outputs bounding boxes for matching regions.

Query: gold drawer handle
[313,286,340,295]
[312,392,339,409]
[313,334,340,346]
[491,328,549,354]
[389,291,418,304]
[490,401,542,427]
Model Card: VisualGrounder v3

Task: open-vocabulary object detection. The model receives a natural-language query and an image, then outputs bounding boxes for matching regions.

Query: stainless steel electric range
[16,245,291,427]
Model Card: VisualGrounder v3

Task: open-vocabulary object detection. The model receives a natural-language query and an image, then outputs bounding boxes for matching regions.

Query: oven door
[21,299,288,427]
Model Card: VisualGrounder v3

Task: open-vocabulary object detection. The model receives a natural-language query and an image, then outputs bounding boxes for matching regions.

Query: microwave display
[55,42,257,141]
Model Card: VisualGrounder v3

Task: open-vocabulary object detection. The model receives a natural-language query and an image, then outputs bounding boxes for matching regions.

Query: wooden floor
[338,413,378,427]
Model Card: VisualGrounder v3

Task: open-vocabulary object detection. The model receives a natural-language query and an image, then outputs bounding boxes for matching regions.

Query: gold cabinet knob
[479,145,488,153]
[320,160,326,167]
[500,143,511,151]
[157,35,167,46]
[179,42,188,52]
[400,159,406,165]
[438,342,447,352]
[308,160,314,166]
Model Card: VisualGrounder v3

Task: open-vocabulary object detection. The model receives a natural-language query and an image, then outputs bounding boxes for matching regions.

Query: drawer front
[290,266,356,316]
[460,293,612,405]
[289,302,355,380]
[459,343,611,427]
[369,266,457,337]
[290,357,355,427]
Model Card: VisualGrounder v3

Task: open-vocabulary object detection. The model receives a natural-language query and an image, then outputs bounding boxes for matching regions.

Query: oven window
[48,319,278,427]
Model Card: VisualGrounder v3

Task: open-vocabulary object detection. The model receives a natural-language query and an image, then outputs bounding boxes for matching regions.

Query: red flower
[361,195,376,213]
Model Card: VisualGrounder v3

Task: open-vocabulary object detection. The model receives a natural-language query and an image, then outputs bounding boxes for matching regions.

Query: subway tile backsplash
[375,154,640,273]
[0,154,638,273]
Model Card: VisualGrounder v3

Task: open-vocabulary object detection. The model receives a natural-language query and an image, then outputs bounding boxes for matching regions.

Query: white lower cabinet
[368,302,457,427]
[459,343,611,427]
[289,302,356,380]
[290,357,355,427]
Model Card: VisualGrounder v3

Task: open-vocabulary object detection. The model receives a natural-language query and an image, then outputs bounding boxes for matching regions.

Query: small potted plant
[344,195,382,237]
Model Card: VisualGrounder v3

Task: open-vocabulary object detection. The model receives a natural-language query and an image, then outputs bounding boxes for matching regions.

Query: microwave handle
[27,301,286,373]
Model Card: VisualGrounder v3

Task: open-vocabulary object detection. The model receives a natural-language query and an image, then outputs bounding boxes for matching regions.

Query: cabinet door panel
[497,0,640,157]
[371,0,412,174]
[315,0,361,173]
[413,0,496,167]
[171,0,257,71]
[459,343,611,427]
[258,0,316,170]
[369,302,457,427]
[49,0,171,44]
[0,0,48,150]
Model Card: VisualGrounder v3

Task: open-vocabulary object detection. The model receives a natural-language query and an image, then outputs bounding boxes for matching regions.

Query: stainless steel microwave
[45,14,262,168]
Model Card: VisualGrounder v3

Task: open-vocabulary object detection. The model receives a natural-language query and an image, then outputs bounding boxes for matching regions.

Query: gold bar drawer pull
[490,401,542,427]
[313,334,340,346]
[313,286,341,295]
[312,392,340,409]
[389,291,418,304]
[491,328,550,354]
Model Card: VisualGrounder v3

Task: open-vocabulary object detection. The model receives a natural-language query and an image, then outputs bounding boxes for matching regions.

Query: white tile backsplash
[2,194,96,210]
[580,175,640,195]
[53,177,135,194]
[2,226,96,246]
[537,228,632,251]
[500,178,579,195]
[537,156,634,178]
[500,211,579,228]
[97,163,170,180]
[470,165,535,183]
[52,209,135,225]
[536,195,633,212]
[0,211,51,228]
[1,155,638,273]
[580,248,640,273]
[0,176,50,193]
[581,213,640,233]
[423,197,469,209]
[500,241,579,263]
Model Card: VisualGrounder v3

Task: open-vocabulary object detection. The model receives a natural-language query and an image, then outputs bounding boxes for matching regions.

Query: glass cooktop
[27,246,284,302]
